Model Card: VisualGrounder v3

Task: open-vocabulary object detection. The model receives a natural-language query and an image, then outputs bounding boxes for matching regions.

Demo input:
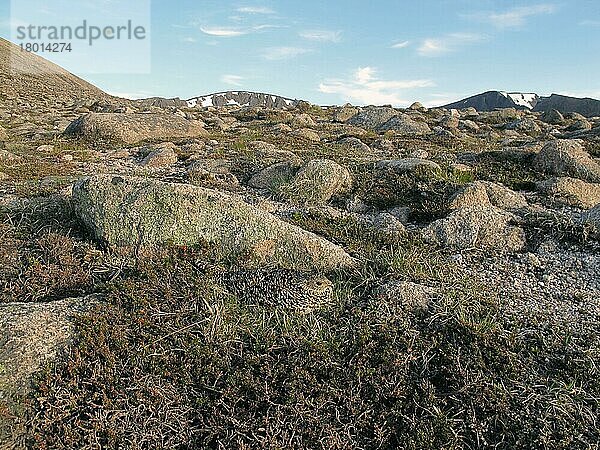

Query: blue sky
[2,0,599,106]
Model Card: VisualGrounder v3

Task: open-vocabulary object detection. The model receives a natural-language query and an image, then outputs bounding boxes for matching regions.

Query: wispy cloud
[221,74,244,86]
[391,40,410,49]
[418,33,483,56]
[181,37,197,43]
[474,4,557,28]
[262,46,310,60]
[300,29,342,43]
[580,20,600,27]
[200,26,247,37]
[199,23,282,37]
[319,66,434,106]
[237,6,275,14]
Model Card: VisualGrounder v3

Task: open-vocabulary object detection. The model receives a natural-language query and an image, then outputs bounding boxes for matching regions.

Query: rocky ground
[1,40,600,449]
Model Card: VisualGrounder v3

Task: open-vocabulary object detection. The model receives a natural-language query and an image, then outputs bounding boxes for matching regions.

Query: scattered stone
[348,106,398,129]
[333,104,359,123]
[423,206,526,251]
[141,142,178,168]
[533,140,600,183]
[536,177,600,209]
[36,144,55,153]
[506,117,541,134]
[72,175,354,270]
[279,159,352,205]
[449,181,527,210]
[272,123,292,133]
[294,128,320,142]
[65,113,208,144]
[248,159,303,190]
[0,125,8,141]
[441,114,459,129]
[540,109,565,125]
[338,137,370,152]
[378,114,431,135]
[376,158,441,174]
[291,113,316,128]
[460,119,480,132]
[247,141,298,162]
[408,102,426,112]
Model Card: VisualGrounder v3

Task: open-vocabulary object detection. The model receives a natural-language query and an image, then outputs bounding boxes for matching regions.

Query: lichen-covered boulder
[449,181,527,210]
[72,175,354,270]
[423,206,525,251]
[65,113,208,144]
[533,140,600,183]
[279,159,353,205]
[536,177,600,209]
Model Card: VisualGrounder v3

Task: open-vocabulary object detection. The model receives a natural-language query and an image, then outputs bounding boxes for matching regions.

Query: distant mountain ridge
[444,91,600,117]
[187,91,299,109]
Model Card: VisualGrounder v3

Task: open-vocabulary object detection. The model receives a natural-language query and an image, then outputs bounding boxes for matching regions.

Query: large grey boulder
[279,159,353,205]
[423,206,525,251]
[378,114,431,135]
[65,113,208,144]
[347,106,398,129]
[533,140,600,183]
[536,177,600,209]
[72,175,354,270]
[449,181,527,210]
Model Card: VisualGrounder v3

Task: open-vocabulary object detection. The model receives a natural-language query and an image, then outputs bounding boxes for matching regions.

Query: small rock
[294,128,320,142]
[141,142,178,168]
[376,158,441,174]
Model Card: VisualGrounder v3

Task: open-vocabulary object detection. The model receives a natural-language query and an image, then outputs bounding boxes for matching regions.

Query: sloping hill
[534,94,600,117]
[0,38,110,105]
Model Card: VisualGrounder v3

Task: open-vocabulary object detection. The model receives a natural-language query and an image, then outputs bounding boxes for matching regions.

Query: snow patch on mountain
[501,92,539,109]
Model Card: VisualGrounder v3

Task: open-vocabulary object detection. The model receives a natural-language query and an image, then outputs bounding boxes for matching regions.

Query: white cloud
[481,4,557,28]
[319,66,434,106]
[182,37,197,43]
[300,30,342,43]
[262,46,310,60]
[237,6,274,14]
[391,40,410,49]
[200,26,247,37]
[418,33,483,56]
[221,74,244,86]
